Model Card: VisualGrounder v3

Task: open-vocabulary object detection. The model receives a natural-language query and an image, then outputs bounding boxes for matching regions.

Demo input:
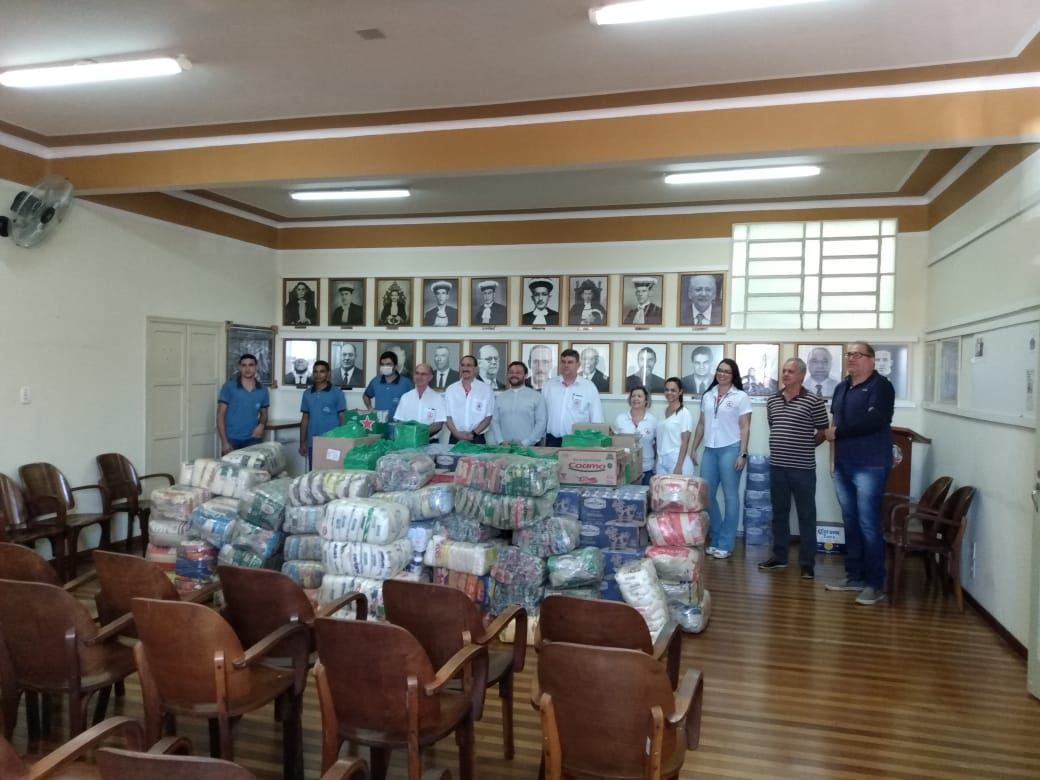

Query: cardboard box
[579,521,647,550]
[609,433,640,451]
[557,448,623,486]
[600,548,645,577]
[599,575,624,602]
[554,487,582,518]
[311,434,382,470]
[579,486,649,525]
[816,525,846,554]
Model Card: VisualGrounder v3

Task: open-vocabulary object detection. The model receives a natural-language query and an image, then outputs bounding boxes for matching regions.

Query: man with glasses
[823,342,895,606]
[394,363,446,441]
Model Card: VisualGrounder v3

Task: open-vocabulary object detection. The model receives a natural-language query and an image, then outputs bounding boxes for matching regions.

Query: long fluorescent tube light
[0,56,189,88]
[591,0,830,26]
[665,165,821,184]
[291,189,411,201]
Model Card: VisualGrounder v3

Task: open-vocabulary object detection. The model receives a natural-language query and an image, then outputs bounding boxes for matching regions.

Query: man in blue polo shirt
[299,360,346,468]
[217,353,269,455]
[363,350,414,421]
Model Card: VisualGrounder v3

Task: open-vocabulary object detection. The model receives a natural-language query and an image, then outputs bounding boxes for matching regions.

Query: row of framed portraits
[270,337,910,400]
[283,273,728,329]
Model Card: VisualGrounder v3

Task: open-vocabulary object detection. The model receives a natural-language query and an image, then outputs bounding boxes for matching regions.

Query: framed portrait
[796,343,846,399]
[572,342,611,393]
[939,338,959,403]
[329,339,366,389]
[872,343,909,400]
[425,340,463,391]
[327,278,365,327]
[521,341,559,391]
[620,274,663,326]
[735,343,780,397]
[376,339,416,380]
[226,324,275,387]
[375,279,412,327]
[470,276,509,326]
[469,339,509,390]
[282,338,319,387]
[566,276,609,327]
[521,276,562,327]
[420,277,460,327]
[678,272,727,327]
[283,279,320,327]
[680,344,724,396]
[623,342,667,394]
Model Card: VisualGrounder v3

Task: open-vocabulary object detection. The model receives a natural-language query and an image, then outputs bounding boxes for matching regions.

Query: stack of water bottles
[742,454,771,545]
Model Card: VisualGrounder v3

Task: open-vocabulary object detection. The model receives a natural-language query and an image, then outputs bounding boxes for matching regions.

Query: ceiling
[1,0,1039,234]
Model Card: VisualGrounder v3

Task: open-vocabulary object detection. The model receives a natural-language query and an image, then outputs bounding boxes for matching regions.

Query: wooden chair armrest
[320,757,371,780]
[25,716,144,778]
[477,605,528,673]
[181,581,222,604]
[147,735,193,755]
[316,591,369,621]
[652,619,683,689]
[27,494,67,523]
[668,669,704,749]
[893,506,941,542]
[87,612,136,644]
[140,472,176,487]
[71,483,112,513]
[234,620,309,668]
[427,643,489,719]
[63,569,98,593]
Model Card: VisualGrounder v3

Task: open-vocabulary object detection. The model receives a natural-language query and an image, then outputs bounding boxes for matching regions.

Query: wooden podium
[886,426,931,496]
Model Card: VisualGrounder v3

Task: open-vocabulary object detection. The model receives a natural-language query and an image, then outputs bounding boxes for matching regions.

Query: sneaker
[758,558,788,570]
[711,549,732,559]
[855,586,885,606]
[705,546,719,556]
[824,578,865,592]
[800,566,815,580]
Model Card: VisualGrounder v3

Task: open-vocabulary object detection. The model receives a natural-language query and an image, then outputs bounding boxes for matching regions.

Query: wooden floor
[12,544,1040,779]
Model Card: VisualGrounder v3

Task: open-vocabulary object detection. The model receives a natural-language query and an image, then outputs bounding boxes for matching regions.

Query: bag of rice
[376,450,436,492]
[422,535,499,576]
[288,470,377,506]
[323,538,413,579]
[546,547,604,588]
[614,557,670,638]
[320,498,411,544]
[237,477,292,530]
[283,504,327,534]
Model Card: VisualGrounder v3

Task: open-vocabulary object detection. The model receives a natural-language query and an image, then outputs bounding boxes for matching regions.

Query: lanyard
[714,390,729,417]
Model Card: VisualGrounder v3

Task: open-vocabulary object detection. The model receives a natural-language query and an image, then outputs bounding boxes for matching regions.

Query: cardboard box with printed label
[557,448,624,486]
[816,525,846,554]
[311,435,382,470]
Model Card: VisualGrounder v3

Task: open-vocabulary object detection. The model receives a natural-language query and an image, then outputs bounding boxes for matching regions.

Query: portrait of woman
[283,279,319,326]
[377,280,411,327]
[567,276,608,326]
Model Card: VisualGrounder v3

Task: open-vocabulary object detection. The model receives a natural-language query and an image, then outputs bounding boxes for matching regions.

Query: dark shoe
[758,557,787,570]
[800,566,814,580]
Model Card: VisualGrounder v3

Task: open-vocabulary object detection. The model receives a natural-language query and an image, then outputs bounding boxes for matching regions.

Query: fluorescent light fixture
[591,0,830,26]
[665,165,821,184]
[291,189,411,201]
[0,56,189,88]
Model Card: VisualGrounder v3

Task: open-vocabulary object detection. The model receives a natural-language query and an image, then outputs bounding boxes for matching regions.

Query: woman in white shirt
[654,377,694,477]
[614,385,657,484]
[691,358,752,560]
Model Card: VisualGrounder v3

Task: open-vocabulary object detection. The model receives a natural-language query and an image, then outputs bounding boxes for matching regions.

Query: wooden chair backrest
[918,476,954,511]
[218,564,315,644]
[0,542,62,586]
[936,485,976,546]
[0,475,32,532]
[18,463,75,510]
[96,748,258,780]
[96,453,143,502]
[382,579,484,667]
[538,595,653,654]
[94,550,180,624]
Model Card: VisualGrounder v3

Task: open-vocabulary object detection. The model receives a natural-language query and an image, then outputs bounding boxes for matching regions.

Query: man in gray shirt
[489,361,547,447]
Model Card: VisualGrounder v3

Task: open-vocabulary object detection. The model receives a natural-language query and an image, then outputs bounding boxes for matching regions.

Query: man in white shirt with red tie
[445,355,495,444]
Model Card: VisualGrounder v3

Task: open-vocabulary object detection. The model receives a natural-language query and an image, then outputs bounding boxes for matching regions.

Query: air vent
[355,28,386,40]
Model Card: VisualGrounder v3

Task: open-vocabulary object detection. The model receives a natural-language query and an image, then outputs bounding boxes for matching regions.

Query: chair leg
[499,675,514,759]
[208,718,223,759]
[140,509,151,556]
[282,692,304,780]
[370,747,390,780]
[456,714,476,780]
[92,686,112,725]
[891,547,905,606]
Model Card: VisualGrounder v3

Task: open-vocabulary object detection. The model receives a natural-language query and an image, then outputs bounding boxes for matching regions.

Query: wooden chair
[0,542,96,591]
[313,616,488,780]
[96,453,175,555]
[0,715,146,780]
[0,580,136,742]
[382,578,526,759]
[887,485,977,611]
[882,475,953,539]
[532,641,704,780]
[536,594,683,690]
[130,597,309,780]
[18,463,115,575]
[96,746,373,780]
[0,474,69,583]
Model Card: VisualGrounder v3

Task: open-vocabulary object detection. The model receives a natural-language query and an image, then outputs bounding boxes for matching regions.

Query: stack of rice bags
[378,480,455,578]
[221,476,293,568]
[148,481,212,571]
[537,487,599,600]
[221,441,289,478]
[640,475,712,633]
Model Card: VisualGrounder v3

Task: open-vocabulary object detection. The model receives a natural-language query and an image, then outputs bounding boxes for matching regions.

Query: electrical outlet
[18,386,31,405]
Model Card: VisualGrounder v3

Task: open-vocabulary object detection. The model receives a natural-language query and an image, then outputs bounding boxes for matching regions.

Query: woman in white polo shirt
[691,358,752,559]
[654,377,694,477]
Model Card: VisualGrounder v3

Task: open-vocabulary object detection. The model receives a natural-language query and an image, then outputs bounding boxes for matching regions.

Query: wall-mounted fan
[0,176,74,248]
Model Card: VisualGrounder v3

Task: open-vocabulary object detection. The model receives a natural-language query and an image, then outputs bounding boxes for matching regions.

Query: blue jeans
[700,443,741,553]
[769,466,817,568]
[641,470,653,486]
[832,463,890,589]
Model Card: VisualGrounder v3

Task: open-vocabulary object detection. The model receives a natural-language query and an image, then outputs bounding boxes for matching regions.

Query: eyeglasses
[845,351,872,360]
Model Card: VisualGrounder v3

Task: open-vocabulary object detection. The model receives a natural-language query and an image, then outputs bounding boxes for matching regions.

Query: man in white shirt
[445,354,495,444]
[393,363,446,440]
[489,361,547,447]
[542,348,604,446]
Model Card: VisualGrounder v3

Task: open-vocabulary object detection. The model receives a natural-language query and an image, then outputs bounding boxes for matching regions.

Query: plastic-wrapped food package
[669,589,711,633]
[376,450,436,492]
[323,538,413,579]
[512,516,581,557]
[423,535,500,576]
[227,520,284,560]
[190,458,271,500]
[648,475,709,513]
[406,521,436,554]
[490,546,546,586]
[221,441,288,477]
[237,477,292,531]
[281,559,326,589]
[543,585,599,600]
[283,533,324,561]
[490,580,543,613]
[190,497,240,548]
[660,578,705,606]
[151,485,212,523]
[217,544,266,569]
[319,574,387,619]
[178,462,194,485]
[454,486,555,530]
[175,539,218,582]
[149,517,198,548]
[646,512,708,547]
[320,498,410,544]
[454,455,558,497]
[614,558,670,638]
[283,504,327,534]
[433,512,504,544]
[645,545,703,582]
[377,483,455,520]
[145,543,179,570]
[546,547,604,588]
[288,470,377,506]
[431,568,492,609]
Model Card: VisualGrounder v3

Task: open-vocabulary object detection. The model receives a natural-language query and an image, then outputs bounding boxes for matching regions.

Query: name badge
[474,400,485,414]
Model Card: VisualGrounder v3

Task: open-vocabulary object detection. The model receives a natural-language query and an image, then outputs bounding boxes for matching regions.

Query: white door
[146,318,223,478]
[1030,462,1040,698]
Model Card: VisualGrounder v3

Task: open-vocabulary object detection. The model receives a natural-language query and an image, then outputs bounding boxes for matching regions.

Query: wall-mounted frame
[375,279,412,327]
[376,339,416,380]
[420,277,461,327]
[620,274,663,326]
[283,279,319,327]
[470,340,508,390]
[282,338,319,387]
[566,276,609,327]
[796,343,846,399]
[678,272,727,327]
[571,342,611,393]
[872,343,909,400]
[521,341,560,390]
[425,340,463,391]
[679,343,724,396]
[939,338,959,403]
[735,342,780,397]
[226,323,275,386]
[521,276,562,326]
[470,277,509,326]
[328,278,365,326]
[329,339,366,389]
[623,342,667,393]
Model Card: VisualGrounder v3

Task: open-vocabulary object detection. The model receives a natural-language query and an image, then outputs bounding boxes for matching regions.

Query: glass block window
[730,219,897,330]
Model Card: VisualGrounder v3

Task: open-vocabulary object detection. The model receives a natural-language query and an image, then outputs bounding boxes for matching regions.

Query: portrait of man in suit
[567,277,608,326]
[872,343,908,399]
[521,277,560,326]
[622,275,663,325]
[422,279,459,327]
[523,342,558,390]
[471,277,508,326]
[330,340,365,388]
[681,344,723,396]
[679,273,725,327]
[624,344,666,393]
[329,280,364,326]
[797,344,843,397]
[282,339,318,387]
[476,343,506,389]
[575,344,611,392]
[426,342,461,391]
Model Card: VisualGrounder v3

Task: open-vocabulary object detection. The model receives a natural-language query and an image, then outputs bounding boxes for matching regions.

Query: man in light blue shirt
[217,353,269,455]
[299,360,346,467]
[489,361,547,447]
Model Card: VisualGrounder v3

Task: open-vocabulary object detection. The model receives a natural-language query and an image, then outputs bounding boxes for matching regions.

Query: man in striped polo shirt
[758,357,829,579]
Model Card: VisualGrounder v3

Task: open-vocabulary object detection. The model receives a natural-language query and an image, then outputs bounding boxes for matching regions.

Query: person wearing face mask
[363,350,414,420]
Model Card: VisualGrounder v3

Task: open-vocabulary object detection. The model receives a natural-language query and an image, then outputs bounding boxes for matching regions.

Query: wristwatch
[740,452,749,458]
